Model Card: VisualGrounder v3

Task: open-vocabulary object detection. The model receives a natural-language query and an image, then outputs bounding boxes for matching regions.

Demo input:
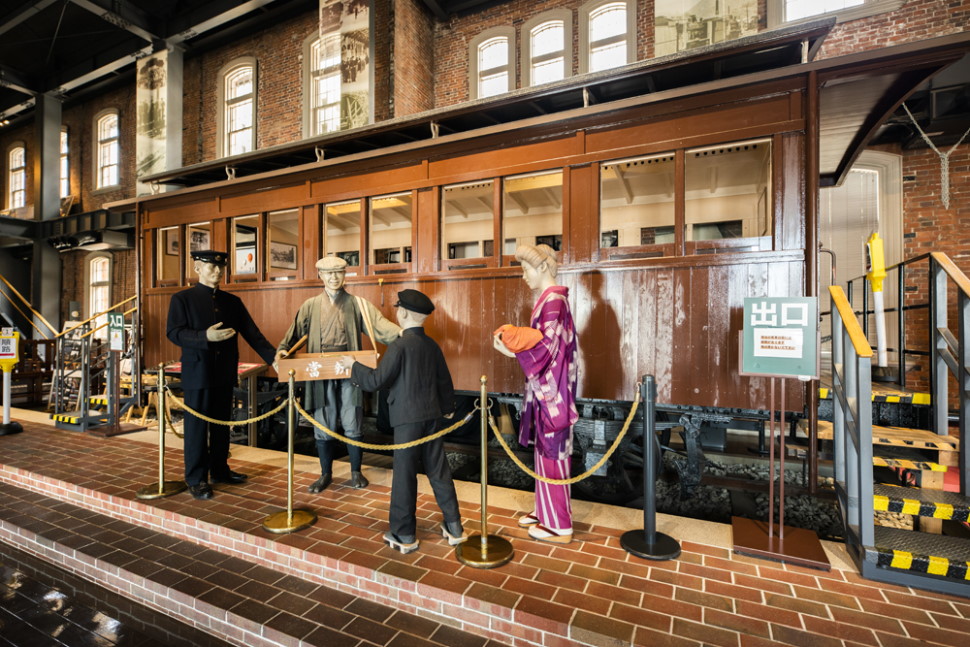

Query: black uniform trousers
[390,419,461,541]
[182,385,234,486]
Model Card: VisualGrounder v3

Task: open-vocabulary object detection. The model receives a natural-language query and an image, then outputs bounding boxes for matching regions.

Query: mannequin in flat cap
[166,250,277,500]
[493,244,578,544]
[274,255,400,493]
[338,289,464,554]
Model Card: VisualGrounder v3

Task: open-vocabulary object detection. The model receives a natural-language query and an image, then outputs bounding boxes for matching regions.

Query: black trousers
[390,419,461,541]
[182,385,234,486]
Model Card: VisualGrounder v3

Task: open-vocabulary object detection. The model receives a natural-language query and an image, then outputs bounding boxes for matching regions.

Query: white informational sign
[108,313,125,352]
[753,328,803,359]
[0,335,16,360]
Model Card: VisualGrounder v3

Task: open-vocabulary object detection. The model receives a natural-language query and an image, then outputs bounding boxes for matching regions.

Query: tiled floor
[2,415,970,647]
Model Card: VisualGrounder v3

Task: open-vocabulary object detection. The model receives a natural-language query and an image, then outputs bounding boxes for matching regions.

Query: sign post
[733,297,829,570]
[0,328,24,435]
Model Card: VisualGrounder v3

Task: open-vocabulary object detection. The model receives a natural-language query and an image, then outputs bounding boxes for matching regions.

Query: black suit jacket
[166,283,276,389]
[350,327,455,427]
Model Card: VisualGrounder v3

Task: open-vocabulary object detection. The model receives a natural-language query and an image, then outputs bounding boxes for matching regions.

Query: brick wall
[58,249,137,324]
[393,0,435,117]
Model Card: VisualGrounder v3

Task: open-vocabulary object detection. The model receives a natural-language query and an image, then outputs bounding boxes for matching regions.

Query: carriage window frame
[323,199,363,273]
[266,208,300,281]
[156,226,182,287]
[598,151,677,261]
[684,137,773,256]
[441,179,498,271]
[501,168,565,266]
[368,191,414,275]
[230,215,260,281]
[183,221,215,281]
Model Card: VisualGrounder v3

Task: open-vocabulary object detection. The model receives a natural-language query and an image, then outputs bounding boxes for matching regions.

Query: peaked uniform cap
[316,256,348,271]
[395,289,434,315]
[191,250,227,266]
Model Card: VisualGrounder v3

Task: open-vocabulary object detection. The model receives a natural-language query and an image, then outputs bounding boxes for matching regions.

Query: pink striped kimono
[513,285,578,531]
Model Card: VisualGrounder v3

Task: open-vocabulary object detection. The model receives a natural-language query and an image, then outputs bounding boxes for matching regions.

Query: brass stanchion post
[456,376,513,568]
[136,365,187,499]
[263,370,317,533]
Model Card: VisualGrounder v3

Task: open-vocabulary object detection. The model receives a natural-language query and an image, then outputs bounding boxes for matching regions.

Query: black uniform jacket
[166,283,277,389]
[350,327,455,427]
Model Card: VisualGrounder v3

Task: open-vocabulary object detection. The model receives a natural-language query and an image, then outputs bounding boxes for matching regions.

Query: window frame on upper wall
[93,109,120,190]
[469,27,516,100]
[59,129,70,198]
[766,0,904,28]
[579,0,635,75]
[7,143,26,210]
[303,32,342,138]
[87,253,111,340]
[521,10,573,88]
[217,57,257,158]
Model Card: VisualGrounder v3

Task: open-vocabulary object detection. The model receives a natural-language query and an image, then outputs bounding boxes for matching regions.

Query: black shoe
[349,470,369,489]
[308,473,332,494]
[211,470,247,484]
[188,482,213,500]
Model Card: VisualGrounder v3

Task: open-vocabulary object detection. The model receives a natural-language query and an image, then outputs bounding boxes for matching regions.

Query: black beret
[395,289,434,315]
[191,250,228,266]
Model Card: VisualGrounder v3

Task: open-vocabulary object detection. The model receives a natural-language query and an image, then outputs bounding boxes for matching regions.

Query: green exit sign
[741,297,818,379]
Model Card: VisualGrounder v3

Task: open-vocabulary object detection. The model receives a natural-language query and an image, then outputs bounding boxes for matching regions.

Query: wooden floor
[1,413,969,647]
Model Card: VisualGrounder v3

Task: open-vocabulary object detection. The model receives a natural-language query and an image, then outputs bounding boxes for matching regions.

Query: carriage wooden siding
[139,77,811,412]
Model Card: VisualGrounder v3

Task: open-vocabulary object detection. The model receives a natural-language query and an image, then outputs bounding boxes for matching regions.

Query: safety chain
[166,390,289,426]
[295,399,474,450]
[487,386,641,485]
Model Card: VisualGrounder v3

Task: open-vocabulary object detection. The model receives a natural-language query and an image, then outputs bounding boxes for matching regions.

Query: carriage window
[267,209,299,277]
[369,193,413,271]
[503,170,563,254]
[185,222,212,279]
[324,200,362,270]
[157,227,180,284]
[442,181,494,263]
[232,215,259,276]
[600,153,675,249]
[685,139,771,250]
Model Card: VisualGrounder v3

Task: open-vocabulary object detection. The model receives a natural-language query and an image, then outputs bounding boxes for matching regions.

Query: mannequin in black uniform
[166,250,277,500]
[338,289,465,554]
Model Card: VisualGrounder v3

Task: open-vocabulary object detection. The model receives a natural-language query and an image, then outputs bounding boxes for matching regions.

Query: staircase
[826,251,969,596]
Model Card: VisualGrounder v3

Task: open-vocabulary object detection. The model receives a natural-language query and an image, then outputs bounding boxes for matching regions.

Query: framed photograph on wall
[270,241,297,270]
[165,229,179,256]
[188,227,210,252]
[235,246,256,274]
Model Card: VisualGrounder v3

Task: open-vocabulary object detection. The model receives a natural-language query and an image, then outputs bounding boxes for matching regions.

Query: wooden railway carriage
[112,23,969,425]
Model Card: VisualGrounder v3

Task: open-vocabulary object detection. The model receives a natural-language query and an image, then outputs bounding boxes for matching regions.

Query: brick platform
[2,419,969,647]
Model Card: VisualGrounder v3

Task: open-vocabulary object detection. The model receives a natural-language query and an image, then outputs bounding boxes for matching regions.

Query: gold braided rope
[295,399,475,450]
[488,387,641,486]
[167,391,289,426]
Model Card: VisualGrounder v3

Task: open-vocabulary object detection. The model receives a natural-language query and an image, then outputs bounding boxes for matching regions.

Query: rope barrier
[487,386,641,485]
[295,399,474,450]
[166,391,288,426]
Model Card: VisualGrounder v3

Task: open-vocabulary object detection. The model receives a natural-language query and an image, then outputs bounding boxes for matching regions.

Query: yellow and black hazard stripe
[818,388,931,405]
[874,547,970,580]
[873,456,946,472]
[89,396,109,406]
[873,494,969,522]
[50,413,80,424]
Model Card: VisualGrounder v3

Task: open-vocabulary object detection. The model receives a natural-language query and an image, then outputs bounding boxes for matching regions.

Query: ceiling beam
[0,65,38,97]
[0,0,61,38]
[69,0,160,43]
[169,0,280,44]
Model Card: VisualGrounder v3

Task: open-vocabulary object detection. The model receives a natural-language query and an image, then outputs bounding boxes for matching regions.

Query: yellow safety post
[136,365,187,499]
[866,232,890,371]
[456,376,514,568]
[263,370,317,533]
[0,329,23,435]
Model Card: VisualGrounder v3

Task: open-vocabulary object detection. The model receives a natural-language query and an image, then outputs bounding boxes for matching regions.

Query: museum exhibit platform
[2,412,969,647]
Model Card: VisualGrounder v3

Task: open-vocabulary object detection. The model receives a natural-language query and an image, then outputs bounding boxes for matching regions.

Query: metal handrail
[0,273,57,338]
[58,295,137,338]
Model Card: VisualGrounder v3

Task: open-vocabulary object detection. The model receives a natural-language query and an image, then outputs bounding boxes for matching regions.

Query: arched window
[7,145,26,209]
[469,28,514,100]
[306,33,342,136]
[95,111,119,188]
[88,255,111,340]
[581,0,634,74]
[219,59,257,157]
[60,129,70,198]
[522,11,572,87]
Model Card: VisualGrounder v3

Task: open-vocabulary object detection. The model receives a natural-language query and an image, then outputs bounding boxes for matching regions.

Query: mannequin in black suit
[166,250,276,500]
[339,289,465,554]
